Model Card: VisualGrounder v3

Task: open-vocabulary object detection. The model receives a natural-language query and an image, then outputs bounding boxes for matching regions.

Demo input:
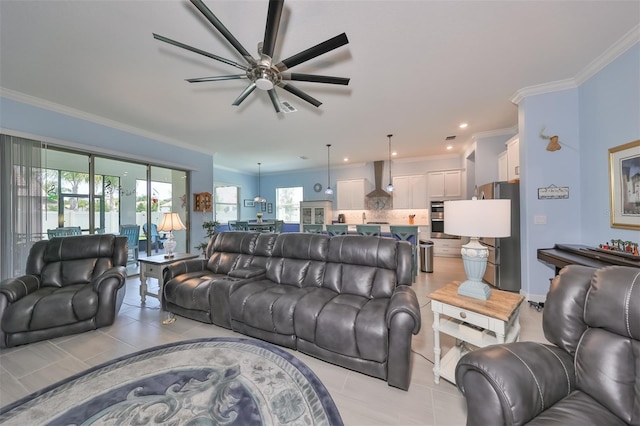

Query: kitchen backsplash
[335,209,429,225]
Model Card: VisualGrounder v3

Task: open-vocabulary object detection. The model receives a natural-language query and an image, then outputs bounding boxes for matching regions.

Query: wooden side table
[429,282,524,384]
[137,253,199,304]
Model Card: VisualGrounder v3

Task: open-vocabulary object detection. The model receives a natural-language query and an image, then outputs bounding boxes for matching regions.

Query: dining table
[247,221,276,232]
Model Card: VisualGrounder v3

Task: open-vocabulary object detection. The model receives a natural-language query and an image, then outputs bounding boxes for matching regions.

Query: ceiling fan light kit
[153,0,351,113]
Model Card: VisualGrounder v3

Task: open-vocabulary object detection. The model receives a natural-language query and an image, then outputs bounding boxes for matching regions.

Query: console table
[429,282,524,384]
[138,253,199,304]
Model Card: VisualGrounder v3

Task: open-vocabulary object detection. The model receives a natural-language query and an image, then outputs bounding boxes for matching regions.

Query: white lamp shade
[157,212,186,232]
[444,199,511,238]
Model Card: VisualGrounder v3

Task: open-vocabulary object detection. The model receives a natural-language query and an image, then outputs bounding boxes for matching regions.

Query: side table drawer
[144,264,161,279]
[441,304,489,329]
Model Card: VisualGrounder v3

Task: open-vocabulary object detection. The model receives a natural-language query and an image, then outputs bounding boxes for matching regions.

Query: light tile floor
[0,257,547,425]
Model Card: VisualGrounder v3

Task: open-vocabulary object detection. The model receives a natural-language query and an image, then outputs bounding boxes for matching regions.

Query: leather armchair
[455,265,640,426]
[0,234,128,348]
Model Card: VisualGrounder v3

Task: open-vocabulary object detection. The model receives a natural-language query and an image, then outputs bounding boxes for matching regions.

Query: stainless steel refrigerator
[477,181,521,293]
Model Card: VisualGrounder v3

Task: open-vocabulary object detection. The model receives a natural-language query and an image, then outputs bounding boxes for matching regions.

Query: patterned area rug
[0,337,343,425]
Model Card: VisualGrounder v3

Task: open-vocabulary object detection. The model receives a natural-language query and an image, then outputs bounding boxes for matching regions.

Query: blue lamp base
[458,279,492,300]
[458,238,492,300]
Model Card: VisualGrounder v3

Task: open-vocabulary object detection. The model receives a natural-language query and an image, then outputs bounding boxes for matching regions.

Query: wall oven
[430,200,459,239]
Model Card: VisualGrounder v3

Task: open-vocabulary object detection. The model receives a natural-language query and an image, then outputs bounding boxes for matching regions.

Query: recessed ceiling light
[392,151,397,156]
[459,123,468,129]
[343,157,349,162]
[446,145,453,150]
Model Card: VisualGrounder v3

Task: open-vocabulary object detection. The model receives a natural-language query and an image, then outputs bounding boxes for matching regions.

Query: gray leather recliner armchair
[455,265,640,426]
[0,234,128,348]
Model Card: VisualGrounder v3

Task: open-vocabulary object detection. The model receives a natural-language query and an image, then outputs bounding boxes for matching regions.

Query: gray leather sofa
[0,234,128,348]
[455,265,640,426]
[163,231,421,390]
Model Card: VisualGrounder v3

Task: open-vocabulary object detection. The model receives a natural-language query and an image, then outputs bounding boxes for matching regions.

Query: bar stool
[356,224,381,236]
[390,225,418,282]
[326,224,348,237]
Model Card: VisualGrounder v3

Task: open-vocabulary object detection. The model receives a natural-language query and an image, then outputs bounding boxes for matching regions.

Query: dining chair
[47,226,82,239]
[302,224,324,233]
[235,221,249,231]
[390,225,419,282]
[272,220,284,233]
[356,224,381,237]
[119,224,140,266]
[326,224,348,237]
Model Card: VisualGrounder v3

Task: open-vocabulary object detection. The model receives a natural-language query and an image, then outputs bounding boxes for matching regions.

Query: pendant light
[385,134,394,192]
[324,144,334,195]
[253,162,266,203]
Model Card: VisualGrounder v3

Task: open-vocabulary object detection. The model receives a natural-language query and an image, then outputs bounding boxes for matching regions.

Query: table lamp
[157,212,186,258]
[444,198,511,300]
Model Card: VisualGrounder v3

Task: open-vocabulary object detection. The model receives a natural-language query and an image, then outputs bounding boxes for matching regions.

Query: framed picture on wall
[609,139,640,230]
[261,202,267,212]
[267,203,273,214]
[243,199,255,207]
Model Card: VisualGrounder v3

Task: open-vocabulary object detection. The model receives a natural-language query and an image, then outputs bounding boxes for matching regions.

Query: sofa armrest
[455,342,576,426]
[163,259,209,282]
[228,267,266,279]
[386,285,421,334]
[92,266,128,293]
[0,275,41,302]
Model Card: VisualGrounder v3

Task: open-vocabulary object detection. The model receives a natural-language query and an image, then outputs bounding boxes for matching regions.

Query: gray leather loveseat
[0,234,128,348]
[455,265,640,426]
[163,231,421,390]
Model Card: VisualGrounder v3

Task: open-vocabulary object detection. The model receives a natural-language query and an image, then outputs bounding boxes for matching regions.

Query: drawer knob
[460,312,467,319]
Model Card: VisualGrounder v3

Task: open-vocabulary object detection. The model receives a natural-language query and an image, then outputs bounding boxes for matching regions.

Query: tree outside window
[276,187,303,222]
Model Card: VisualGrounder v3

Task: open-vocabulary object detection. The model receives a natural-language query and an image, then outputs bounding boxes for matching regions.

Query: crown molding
[510,24,639,105]
[575,23,640,85]
[0,88,212,156]
[470,126,518,142]
[510,79,577,105]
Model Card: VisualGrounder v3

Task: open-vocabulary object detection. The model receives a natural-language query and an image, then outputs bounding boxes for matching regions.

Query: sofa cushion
[2,284,98,333]
[527,391,627,426]
[294,288,388,363]
[266,233,328,287]
[229,280,314,335]
[207,232,259,274]
[163,271,225,312]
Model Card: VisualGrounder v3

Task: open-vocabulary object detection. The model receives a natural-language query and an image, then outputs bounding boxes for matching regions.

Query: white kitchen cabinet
[299,200,333,231]
[506,135,520,182]
[336,179,365,210]
[428,170,462,199]
[432,238,462,257]
[393,174,428,209]
[498,151,508,182]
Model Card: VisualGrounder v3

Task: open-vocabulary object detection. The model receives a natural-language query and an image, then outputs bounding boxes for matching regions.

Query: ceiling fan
[153,0,350,113]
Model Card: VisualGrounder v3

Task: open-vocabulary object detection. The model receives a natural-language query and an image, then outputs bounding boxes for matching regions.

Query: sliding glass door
[0,136,191,279]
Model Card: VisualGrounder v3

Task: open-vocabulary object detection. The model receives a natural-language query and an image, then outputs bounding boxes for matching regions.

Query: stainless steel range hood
[366,161,392,198]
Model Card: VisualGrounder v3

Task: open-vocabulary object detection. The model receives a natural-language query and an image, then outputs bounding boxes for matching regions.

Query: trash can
[420,240,434,273]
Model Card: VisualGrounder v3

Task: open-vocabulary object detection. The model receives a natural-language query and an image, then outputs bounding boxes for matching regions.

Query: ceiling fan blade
[190,0,254,64]
[153,33,248,71]
[232,83,257,106]
[279,82,322,107]
[275,33,349,71]
[186,75,247,83]
[262,0,284,60]
[267,89,282,113]
[281,73,350,85]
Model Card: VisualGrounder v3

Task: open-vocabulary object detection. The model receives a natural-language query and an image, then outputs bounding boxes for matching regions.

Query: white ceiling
[1,1,639,174]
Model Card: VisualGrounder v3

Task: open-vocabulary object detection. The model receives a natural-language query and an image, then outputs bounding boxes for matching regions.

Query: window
[214,185,239,223]
[276,187,303,222]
